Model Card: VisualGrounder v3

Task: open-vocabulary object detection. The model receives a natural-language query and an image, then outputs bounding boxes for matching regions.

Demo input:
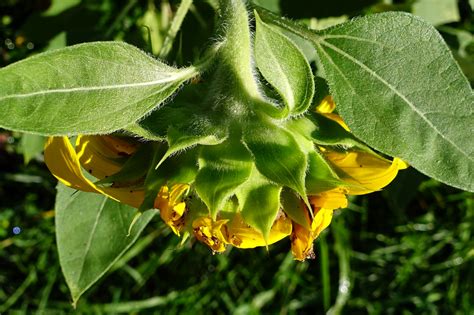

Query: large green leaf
[0,42,197,136]
[311,12,474,192]
[55,184,157,305]
[255,12,314,116]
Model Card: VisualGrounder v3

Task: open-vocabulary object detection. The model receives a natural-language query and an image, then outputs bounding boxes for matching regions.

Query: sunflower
[44,95,407,260]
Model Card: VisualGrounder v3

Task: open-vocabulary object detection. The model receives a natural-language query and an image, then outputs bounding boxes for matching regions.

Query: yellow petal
[324,150,408,195]
[290,207,334,261]
[76,136,130,179]
[291,223,315,261]
[44,137,100,193]
[226,213,292,248]
[323,112,350,131]
[192,217,229,253]
[311,208,334,237]
[44,137,145,208]
[316,96,336,114]
[310,190,348,210]
[315,96,351,131]
[155,185,189,236]
[169,184,190,205]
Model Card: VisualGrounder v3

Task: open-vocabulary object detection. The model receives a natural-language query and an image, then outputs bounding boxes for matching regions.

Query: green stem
[159,0,194,59]
[216,0,262,98]
[327,213,352,315]
[105,0,139,39]
[319,234,331,311]
[0,269,37,312]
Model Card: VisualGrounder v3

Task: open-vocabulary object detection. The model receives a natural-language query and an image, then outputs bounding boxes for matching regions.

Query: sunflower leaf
[255,12,314,116]
[19,133,46,165]
[309,12,474,192]
[55,184,157,305]
[0,42,197,136]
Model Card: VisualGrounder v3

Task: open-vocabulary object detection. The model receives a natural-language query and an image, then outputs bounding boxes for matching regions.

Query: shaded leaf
[139,145,198,212]
[280,188,309,229]
[55,184,156,305]
[96,142,154,186]
[305,151,344,194]
[286,113,364,149]
[19,133,46,165]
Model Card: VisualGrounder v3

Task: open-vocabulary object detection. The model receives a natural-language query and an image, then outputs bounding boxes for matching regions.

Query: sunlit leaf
[0,42,197,135]
[255,12,314,116]
[413,0,459,25]
[312,12,474,192]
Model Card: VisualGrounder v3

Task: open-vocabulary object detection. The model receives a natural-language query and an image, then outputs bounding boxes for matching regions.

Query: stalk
[159,0,194,59]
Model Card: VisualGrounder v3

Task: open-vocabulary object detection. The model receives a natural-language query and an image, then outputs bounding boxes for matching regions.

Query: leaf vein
[0,70,194,102]
[320,40,473,162]
[76,196,108,285]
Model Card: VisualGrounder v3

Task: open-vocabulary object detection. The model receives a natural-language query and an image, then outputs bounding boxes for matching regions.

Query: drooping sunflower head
[44,2,408,260]
[45,92,407,260]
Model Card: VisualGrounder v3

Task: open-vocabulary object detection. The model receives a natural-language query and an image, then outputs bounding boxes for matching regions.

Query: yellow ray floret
[154,184,190,236]
[324,150,408,195]
[76,135,131,179]
[44,136,145,208]
[226,212,292,248]
[192,217,229,253]
[316,96,350,131]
